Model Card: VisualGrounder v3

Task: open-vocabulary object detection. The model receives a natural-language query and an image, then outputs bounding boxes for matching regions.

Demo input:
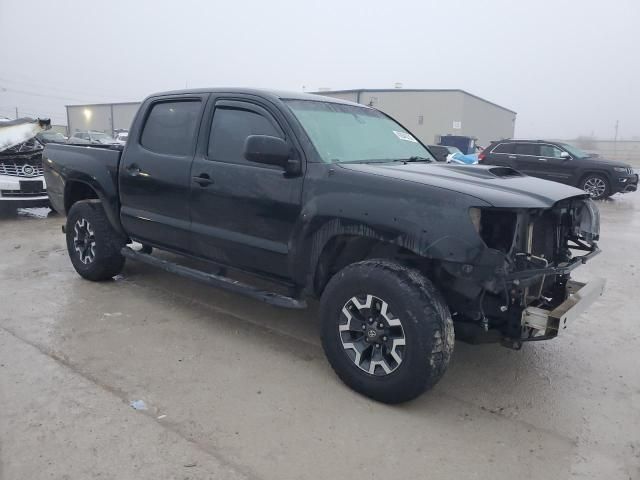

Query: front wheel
[320,259,454,404]
[65,200,126,281]
[580,174,610,200]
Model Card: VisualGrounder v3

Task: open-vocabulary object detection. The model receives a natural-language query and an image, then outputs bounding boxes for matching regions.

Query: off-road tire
[65,200,126,281]
[320,259,454,404]
[580,173,610,200]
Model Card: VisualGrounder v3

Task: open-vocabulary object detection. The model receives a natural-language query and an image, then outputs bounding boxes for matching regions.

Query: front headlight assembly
[574,199,600,242]
[469,207,518,253]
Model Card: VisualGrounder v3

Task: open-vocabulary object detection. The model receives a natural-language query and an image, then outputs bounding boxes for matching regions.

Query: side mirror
[560,151,571,160]
[244,135,300,174]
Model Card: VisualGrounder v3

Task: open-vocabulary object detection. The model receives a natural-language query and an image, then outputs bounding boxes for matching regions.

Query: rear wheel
[580,174,610,200]
[65,200,126,281]
[320,259,454,404]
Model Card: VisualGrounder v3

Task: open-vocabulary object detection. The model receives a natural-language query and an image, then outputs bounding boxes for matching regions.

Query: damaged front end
[0,117,51,205]
[441,196,604,348]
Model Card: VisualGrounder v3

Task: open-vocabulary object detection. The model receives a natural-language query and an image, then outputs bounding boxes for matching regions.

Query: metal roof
[66,101,141,108]
[66,88,516,114]
[311,88,517,114]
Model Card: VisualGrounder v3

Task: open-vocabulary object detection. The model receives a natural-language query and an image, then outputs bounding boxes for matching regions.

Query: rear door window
[492,142,514,154]
[207,106,283,165]
[141,100,201,156]
[514,143,540,156]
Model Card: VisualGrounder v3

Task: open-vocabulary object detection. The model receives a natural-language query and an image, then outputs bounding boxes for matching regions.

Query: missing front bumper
[521,278,606,338]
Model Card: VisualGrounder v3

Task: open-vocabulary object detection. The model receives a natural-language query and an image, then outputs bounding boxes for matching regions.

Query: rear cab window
[491,142,514,154]
[141,100,201,155]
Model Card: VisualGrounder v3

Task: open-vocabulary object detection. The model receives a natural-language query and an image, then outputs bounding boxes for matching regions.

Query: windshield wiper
[332,157,433,165]
[390,156,432,163]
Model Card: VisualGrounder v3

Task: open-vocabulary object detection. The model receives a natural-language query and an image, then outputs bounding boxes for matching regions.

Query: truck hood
[339,162,588,208]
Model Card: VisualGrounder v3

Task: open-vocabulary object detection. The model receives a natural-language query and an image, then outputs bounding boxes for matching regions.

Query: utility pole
[614,120,619,159]
[15,106,18,119]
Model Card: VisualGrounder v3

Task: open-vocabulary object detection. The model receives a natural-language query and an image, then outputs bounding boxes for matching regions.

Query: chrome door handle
[538,158,548,162]
[508,155,516,159]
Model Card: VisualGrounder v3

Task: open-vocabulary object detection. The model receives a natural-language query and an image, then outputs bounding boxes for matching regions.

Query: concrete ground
[1,195,639,480]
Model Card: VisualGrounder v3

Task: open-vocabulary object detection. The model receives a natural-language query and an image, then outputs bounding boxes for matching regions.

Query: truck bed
[43,143,123,224]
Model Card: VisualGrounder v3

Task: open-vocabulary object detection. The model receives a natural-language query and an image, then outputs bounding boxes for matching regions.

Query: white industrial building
[315,89,516,147]
[66,88,516,147]
[66,102,141,136]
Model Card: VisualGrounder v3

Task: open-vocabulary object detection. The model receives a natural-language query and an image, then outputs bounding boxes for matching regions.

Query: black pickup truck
[44,89,605,403]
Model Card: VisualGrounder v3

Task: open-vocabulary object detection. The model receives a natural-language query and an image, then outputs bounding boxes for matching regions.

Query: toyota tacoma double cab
[44,89,605,403]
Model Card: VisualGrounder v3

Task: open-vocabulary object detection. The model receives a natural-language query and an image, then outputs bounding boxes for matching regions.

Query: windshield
[559,143,590,159]
[285,100,434,163]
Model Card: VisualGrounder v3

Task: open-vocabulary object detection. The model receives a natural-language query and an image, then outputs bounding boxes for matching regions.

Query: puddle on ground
[16,208,53,219]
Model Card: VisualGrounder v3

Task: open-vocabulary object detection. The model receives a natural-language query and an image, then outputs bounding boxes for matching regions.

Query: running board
[121,247,307,309]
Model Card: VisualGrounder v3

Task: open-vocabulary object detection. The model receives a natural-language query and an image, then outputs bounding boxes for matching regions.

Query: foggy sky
[1,0,638,140]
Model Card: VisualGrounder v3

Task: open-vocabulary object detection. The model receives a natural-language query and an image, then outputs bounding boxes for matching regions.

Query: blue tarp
[448,152,478,165]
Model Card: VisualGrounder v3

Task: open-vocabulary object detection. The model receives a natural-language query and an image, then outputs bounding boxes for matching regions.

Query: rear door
[189,97,304,278]
[485,141,516,167]
[512,142,547,178]
[119,95,207,252]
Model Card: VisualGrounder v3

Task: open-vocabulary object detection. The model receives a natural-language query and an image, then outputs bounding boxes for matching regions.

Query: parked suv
[479,139,637,200]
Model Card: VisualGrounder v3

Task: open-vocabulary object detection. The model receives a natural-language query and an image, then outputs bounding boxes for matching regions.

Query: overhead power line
[0,85,99,103]
[0,75,130,101]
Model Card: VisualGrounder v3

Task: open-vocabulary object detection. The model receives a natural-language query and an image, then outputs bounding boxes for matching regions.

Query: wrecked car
[43,89,604,403]
[0,117,51,211]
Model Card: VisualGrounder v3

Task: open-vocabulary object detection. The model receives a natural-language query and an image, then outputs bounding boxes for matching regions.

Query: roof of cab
[147,88,365,107]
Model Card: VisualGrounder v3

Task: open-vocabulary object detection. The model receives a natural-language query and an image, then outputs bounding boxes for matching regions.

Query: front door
[189,98,304,279]
[119,95,207,251]
[536,144,576,185]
